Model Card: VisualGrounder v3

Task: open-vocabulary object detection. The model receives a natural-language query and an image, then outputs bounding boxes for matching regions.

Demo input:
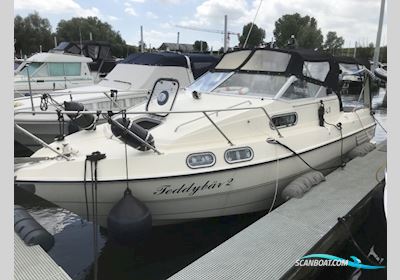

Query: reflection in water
[14,90,387,280]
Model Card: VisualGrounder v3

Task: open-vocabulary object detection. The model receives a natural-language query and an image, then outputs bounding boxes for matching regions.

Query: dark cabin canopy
[51,41,113,61]
[120,52,219,79]
[334,56,370,70]
[51,41,116,74]
[214,48,340,93]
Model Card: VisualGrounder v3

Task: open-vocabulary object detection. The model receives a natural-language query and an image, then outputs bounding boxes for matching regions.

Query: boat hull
[16,125,375,227]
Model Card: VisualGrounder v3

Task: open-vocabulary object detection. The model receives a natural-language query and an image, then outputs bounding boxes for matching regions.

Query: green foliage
[14,13,137,58]
[194,40,209,52]
[323,31,344,54]
[56,16,132,57]
[14,12,54,57]
[239,23,265,48]
[273,13,323,49]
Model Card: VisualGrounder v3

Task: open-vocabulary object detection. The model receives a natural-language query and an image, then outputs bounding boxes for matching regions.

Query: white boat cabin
[14,53,94,97]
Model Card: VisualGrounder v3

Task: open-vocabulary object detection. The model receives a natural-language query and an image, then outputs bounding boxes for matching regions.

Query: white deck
[169,141,387,280]
[14,233,71,280]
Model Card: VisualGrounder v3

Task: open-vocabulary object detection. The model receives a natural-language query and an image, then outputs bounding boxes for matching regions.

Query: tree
[56,17,128,57]
[273,13,323,49]
[239,23,265,48]
[323,31,344,54]
[14,12,54,57]
[193,40,209,52]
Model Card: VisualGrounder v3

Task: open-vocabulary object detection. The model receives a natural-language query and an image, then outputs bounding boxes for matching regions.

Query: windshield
[213,73,288,98]
[17,62,43,77]
[187,71,232,92]
[187,71,288,98]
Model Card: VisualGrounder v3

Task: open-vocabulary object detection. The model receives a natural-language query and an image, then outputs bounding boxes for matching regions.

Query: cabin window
[303,61,330,82]
[48,62,82,76]
[64,63,81,76]
[18,62,43,76]
[242,50,291,72]
[281,80,320,100]
[215,50,252,70]
[270,113,297,129]
[186,152,216,169]
[187,71,232,92]
[48,63,65,76]
[225,147,253,164]
[33,64,48,77]
[213,73,287,98]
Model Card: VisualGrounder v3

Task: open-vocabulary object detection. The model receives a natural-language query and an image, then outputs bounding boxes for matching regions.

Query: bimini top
[120,52,219,79]
[214,48,340,92]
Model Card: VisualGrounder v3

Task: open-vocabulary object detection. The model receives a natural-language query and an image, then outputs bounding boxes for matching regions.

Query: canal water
[14,89,387,280]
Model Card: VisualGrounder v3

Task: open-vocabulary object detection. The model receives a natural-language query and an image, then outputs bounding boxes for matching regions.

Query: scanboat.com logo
[295,254,385,270]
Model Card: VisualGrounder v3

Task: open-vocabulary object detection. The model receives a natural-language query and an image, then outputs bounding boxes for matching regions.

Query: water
[14,90,387,280]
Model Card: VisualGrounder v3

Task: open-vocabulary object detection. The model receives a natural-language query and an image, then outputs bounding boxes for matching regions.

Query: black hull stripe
[16,123,376,184]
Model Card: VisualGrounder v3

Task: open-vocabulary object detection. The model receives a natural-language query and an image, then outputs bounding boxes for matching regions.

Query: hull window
[225,147,254,164]
[270,113,297,129]
[186,152,216,169]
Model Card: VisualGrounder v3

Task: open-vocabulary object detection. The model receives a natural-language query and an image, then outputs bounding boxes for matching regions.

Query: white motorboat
[15,48,376,228]
[14,52,218,152]
[50,41,118,79]
[14,52,95,98]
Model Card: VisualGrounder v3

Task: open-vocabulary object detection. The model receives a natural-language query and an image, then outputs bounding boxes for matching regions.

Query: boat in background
[335,56,370,96]
[15,48,376,227]
[14,52,219,152]
[50,41,118,79]
[14,52,95,98]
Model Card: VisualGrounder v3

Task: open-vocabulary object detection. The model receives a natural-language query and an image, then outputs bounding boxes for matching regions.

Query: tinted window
[64,63,81,76]
[271,113,297,128]
[18,62,43,76]
[48,63,65,76]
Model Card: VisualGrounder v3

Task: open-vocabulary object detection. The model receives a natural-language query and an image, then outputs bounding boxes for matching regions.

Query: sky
[14,0,387,50]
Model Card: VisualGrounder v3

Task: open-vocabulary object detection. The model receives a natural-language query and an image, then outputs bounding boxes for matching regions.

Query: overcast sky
[14,0,387,50]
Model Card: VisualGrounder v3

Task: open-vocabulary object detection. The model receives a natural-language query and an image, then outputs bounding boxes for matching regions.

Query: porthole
[186,152,216,169]
[224,147,254,164]
[270,113,297,129]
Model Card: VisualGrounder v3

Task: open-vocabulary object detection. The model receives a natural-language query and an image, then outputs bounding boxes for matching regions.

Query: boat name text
[153,178,234,196]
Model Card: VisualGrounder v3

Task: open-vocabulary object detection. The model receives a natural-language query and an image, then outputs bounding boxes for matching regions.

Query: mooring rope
[267,144,280,214]
[83,151,106,280]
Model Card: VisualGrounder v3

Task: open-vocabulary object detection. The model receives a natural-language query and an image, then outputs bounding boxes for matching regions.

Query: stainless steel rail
[14,123,70,160]
[15,106,283,155]
[174,100,252,132]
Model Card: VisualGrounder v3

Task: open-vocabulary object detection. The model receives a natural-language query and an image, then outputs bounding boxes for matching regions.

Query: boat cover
[121,52,219,79]
[334,55,370,69]
[214,48,341,93]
